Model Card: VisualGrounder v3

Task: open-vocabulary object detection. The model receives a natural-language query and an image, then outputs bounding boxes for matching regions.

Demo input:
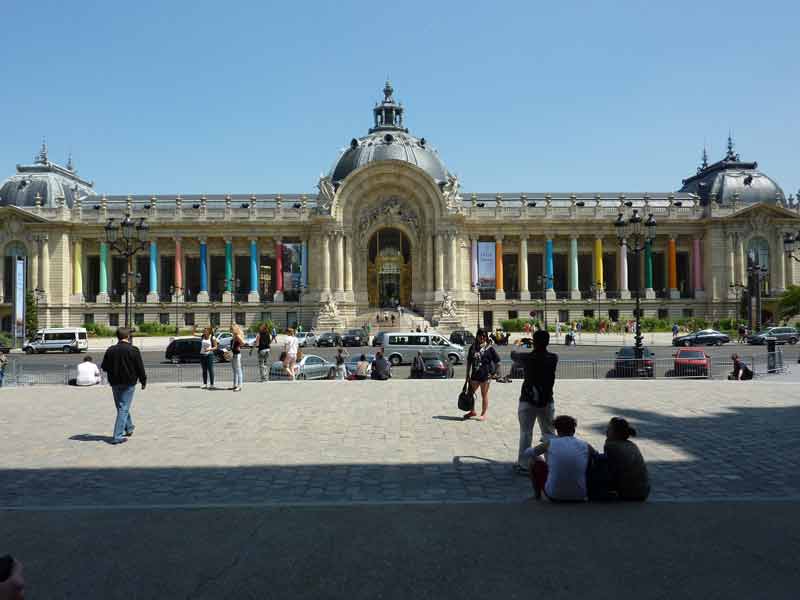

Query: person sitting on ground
[355,354,370,380]
[371,351,392,380]
[411,350,425,378]
[603,417,650,501]
[525,414,593,501]
[75,355,101,386]
[728,353,753,381]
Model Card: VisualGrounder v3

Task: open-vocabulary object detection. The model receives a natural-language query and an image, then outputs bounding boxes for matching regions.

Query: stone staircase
[351,308,430,333]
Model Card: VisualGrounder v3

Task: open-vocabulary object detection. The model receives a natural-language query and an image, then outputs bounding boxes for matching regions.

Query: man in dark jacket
[371,351,392,381]
[100,328,147,445]
[511,329,558,473]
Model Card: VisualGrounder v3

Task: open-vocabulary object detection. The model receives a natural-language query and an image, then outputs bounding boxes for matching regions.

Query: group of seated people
[524,415,650,502]
[349,352,393,381]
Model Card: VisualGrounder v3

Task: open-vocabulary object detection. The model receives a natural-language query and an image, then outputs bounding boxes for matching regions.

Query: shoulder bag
[457,381,475,412]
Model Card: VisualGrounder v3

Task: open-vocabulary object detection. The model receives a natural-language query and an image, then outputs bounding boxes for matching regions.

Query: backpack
[586,452,615,502]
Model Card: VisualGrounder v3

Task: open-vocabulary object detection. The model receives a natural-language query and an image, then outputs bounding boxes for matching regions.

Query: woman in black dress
[463,328,501,420]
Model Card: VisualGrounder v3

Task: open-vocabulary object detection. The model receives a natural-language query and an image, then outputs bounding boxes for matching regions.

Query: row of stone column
[319,231,354,296]
[467,234,704,299]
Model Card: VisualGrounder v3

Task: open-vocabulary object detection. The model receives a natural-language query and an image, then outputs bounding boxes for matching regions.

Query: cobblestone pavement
[1,379,798,508]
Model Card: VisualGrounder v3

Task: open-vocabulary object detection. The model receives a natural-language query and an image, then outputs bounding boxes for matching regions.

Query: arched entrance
[367,228,412,307]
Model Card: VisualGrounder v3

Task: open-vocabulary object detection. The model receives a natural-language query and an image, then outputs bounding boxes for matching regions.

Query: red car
[672,347,710,378]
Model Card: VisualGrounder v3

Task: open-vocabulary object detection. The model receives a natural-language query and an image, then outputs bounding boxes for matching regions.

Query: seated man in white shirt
[75,355,102,386]
[524,414,594,501]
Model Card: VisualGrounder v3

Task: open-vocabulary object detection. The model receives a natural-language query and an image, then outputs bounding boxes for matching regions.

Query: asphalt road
[8,341,797,383]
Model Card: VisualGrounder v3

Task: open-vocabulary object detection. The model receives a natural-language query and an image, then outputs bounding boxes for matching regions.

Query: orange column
[174,237,183,291]
[668,237,678,290]
[495,238,504,292]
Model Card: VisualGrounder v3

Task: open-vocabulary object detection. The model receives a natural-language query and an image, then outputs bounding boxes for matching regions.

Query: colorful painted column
[545,238,554,289]
[197,239,209,302]
[692,238,704,298]
[72,239,83,300]
[99,242,109,298]
[569,236,580,299]
[274,239,284,301]
[668,236,678,298]
[495,236,505,300]
[301,239,309,289]
[593,237,604,296]
[224,239,233,292]
[174,238,184,298]
[146,240,158,303]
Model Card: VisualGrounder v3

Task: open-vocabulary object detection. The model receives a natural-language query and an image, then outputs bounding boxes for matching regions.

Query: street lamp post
[536,274,553,329]
[614,209,657,360]
[783,231,800,264]
[472,283,481,329]
[105,213,149,329]
[746,254,768,332]
[169,285,190,336]
[589,282,605,344]
[729,282,747,326]
[220,277,241,326]
[120,271,142,330]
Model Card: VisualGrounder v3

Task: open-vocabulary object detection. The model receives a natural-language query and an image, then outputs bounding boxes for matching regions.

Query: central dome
[329,82,449,185]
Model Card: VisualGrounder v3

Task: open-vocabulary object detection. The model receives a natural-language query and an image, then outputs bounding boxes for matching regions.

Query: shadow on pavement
[68,434,114,443]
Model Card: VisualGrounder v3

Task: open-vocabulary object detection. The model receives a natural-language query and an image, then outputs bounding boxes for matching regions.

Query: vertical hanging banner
[14,256,26,340]
[282,243,303,291]
[477,241,496,290]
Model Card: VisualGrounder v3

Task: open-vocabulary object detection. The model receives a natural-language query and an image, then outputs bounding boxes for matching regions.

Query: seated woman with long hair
[604,417,650,501]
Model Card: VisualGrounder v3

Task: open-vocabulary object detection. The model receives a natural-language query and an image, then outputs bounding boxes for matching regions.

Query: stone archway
[367,227,412,307]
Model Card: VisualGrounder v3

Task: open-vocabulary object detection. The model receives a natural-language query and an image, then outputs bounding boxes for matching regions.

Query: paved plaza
[2,379,799,508]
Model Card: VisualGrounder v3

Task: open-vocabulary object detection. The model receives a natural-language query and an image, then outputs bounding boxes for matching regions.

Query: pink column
[174,238,183,291]
[692,238,703,291]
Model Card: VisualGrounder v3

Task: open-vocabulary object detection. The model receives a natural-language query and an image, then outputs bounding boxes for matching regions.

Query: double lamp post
[105,214,149,329]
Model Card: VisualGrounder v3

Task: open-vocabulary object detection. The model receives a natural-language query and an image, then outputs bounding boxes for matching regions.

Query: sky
[1,0,798,196]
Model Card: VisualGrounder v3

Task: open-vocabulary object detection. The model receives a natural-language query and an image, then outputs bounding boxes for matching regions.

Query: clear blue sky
[1,0,797,196]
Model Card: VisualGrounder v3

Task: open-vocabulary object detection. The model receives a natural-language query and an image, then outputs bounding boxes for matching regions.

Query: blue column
[249,239,258,293]
[199,241,208,292]
[225,240,233,291]
[149,241,158,294]
[545,238,554,289]
[301,240,308,287]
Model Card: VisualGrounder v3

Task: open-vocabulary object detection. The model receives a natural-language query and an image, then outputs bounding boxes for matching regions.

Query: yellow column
[668,237,678,290]
[593,237,604,288]
[72,239,83,296]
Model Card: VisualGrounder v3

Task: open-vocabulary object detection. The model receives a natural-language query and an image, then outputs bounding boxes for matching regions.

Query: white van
[381,332,465,366]
[23,327,89,354]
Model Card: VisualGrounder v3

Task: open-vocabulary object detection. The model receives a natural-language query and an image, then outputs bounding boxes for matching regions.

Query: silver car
[380,332,465,366]
[269,354,335,380]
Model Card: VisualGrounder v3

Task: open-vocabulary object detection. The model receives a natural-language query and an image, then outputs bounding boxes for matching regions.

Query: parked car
[345,353,375,377]
[613,346,655,378]
[165,336,227,363]
[341,329,367,347]
[671,347,710,378]
[214,331,233,348]
[411,355,455,379]
[296,332,317,347]
[243,333,258,348]
[372,332,387,347]
[747,326,798,345]
[269,354,335,380]
[449,329,475,347]
[23,327,89,354]
[316,332,343,347]
[673,329,730,347]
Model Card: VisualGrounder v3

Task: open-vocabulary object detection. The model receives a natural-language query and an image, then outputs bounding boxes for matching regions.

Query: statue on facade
[320,294,338,317]
[440,292,457,318]
[317,174,336,213]
[441,173,461,209]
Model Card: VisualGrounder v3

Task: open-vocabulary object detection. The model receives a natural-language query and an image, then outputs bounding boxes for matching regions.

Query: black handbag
[457,382,475,412]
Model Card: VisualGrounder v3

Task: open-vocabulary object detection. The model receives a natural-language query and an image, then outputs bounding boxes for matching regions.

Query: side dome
[679,138,785,205]
[329,81,450,185]
[0,142,96,208]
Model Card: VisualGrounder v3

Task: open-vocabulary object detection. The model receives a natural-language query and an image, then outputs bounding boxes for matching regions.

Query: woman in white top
[284,328,299,380]
[200,327,218,389]
[526,414,593,501]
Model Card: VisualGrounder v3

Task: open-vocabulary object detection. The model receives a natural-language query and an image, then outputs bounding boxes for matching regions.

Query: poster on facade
[282,243,303,291]
[14,256,25,339]
[477,242,495,289]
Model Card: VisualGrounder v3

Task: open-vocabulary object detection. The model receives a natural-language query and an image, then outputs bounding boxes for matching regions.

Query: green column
[225,240,233,291]
[99,242,108,294]
[644,239,653,289]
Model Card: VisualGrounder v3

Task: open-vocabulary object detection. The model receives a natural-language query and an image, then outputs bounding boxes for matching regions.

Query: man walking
[100,328,147,445]
[511,329,558,474]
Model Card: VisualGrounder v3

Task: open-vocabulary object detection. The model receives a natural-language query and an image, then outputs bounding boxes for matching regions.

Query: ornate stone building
[1,82,799,335]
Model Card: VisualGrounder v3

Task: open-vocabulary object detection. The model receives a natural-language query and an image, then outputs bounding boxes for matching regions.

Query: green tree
[776,285,800,321]
[25,290,38,336]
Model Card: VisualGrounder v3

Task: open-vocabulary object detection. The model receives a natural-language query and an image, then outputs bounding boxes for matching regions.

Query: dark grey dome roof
[679,139,785,205]
[329,81,449,185]
[0,143,96,208]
